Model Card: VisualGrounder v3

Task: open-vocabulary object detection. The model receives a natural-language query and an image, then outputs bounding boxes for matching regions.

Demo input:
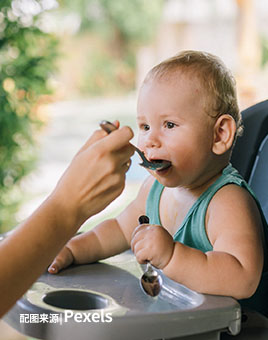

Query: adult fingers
[112,120,120,129]
[77,129,107,155]
[121,159,132,173]
[98,126,134,152]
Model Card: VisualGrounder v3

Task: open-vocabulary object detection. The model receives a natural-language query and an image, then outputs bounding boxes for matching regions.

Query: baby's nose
[145,130,161,148]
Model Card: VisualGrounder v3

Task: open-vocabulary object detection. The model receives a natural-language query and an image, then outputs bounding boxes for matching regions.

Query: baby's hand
[48,246,74,274]
[131,223,174,269]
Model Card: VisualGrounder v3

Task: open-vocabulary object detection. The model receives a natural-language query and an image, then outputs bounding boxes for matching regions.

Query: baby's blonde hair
[144,50,243,138]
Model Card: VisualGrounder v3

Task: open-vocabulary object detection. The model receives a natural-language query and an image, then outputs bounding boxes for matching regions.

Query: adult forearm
[0,195,83,317]
[0,125,134,317]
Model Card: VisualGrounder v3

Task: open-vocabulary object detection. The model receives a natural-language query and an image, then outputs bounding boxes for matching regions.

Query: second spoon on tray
[138,215,163,297]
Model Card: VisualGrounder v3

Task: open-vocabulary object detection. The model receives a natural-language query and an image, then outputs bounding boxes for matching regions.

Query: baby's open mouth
[150,159,172,171]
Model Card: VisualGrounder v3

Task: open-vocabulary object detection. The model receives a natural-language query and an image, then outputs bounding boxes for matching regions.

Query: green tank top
[146,163,268,316]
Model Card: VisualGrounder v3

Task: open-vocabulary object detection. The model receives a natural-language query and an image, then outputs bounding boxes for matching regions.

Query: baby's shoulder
[207,183,262,227]
[205,182,264,248]
[133,175,155,205]
[210,183,255,208]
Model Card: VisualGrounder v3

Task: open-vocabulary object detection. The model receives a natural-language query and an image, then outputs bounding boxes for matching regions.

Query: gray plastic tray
[4,251,241,340]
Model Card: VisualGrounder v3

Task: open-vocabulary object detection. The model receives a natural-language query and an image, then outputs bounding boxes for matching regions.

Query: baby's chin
[150,166,183,188]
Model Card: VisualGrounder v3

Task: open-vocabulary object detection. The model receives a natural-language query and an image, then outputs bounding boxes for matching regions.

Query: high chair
[226,100,268,339]
[2,100,268,340]
[231,99,268,182]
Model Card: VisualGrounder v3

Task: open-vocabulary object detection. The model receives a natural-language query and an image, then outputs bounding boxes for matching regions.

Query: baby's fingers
[131,225,146,252]
[48,247,74,274]
[48,258,63,274]
[131,224,149,240]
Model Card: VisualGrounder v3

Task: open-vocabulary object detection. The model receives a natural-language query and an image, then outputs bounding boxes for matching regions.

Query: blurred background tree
[58,0,164,95]
[1,0,267,235]
[0,0,58,232]
[0,0,163,232]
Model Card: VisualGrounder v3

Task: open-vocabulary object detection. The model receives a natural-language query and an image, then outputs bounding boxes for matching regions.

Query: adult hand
[131,223,175,269]
[50,125,134,230]
[0,124,134,317]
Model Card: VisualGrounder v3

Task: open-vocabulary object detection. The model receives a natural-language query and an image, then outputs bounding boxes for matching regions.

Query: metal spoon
[99,120,171,171]
[138,215,163,297]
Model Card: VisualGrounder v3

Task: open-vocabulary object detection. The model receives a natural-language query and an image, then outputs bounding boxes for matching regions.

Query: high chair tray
[4,250,241,340]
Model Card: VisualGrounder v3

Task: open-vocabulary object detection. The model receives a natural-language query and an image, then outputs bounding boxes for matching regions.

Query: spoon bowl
[140,263,163,297]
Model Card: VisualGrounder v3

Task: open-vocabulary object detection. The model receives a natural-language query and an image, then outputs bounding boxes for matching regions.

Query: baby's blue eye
[166,122,175,129]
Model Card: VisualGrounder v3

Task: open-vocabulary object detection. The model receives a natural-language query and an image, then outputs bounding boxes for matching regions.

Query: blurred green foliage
[61,0,163,43]
[0,0,58,232]
[80,49,135,95]
[60,0,163,95]
[261,36,268,68]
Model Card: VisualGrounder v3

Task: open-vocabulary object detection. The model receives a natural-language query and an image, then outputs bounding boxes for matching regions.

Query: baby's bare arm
[163,185,264,299]
[48,219,129,274]
[48,176,154,273]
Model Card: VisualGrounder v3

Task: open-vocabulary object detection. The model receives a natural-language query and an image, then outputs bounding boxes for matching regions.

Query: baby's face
[136,73,216,189]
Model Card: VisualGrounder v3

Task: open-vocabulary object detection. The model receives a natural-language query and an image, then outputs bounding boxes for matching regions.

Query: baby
[49,50,268,316]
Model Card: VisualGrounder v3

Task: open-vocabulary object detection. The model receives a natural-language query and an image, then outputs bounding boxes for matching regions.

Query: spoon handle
[99,121,147,164]
[99,120,117,134]
[138,215,150,225]
[138,215,152,268]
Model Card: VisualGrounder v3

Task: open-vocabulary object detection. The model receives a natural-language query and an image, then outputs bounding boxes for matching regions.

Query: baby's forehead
[137,73,213,121]
[147,67,204,88]
[140,70,209,105]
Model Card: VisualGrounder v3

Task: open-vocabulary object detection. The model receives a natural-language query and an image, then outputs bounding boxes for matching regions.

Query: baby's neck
[176,162,229,198]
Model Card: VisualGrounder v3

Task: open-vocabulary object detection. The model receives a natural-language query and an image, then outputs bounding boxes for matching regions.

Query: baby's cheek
[137,134,145,148]
[174,148,194,170]
[172,151,201,182]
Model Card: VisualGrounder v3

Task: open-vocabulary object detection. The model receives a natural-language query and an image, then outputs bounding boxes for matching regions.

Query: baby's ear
[212,114,236,155]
